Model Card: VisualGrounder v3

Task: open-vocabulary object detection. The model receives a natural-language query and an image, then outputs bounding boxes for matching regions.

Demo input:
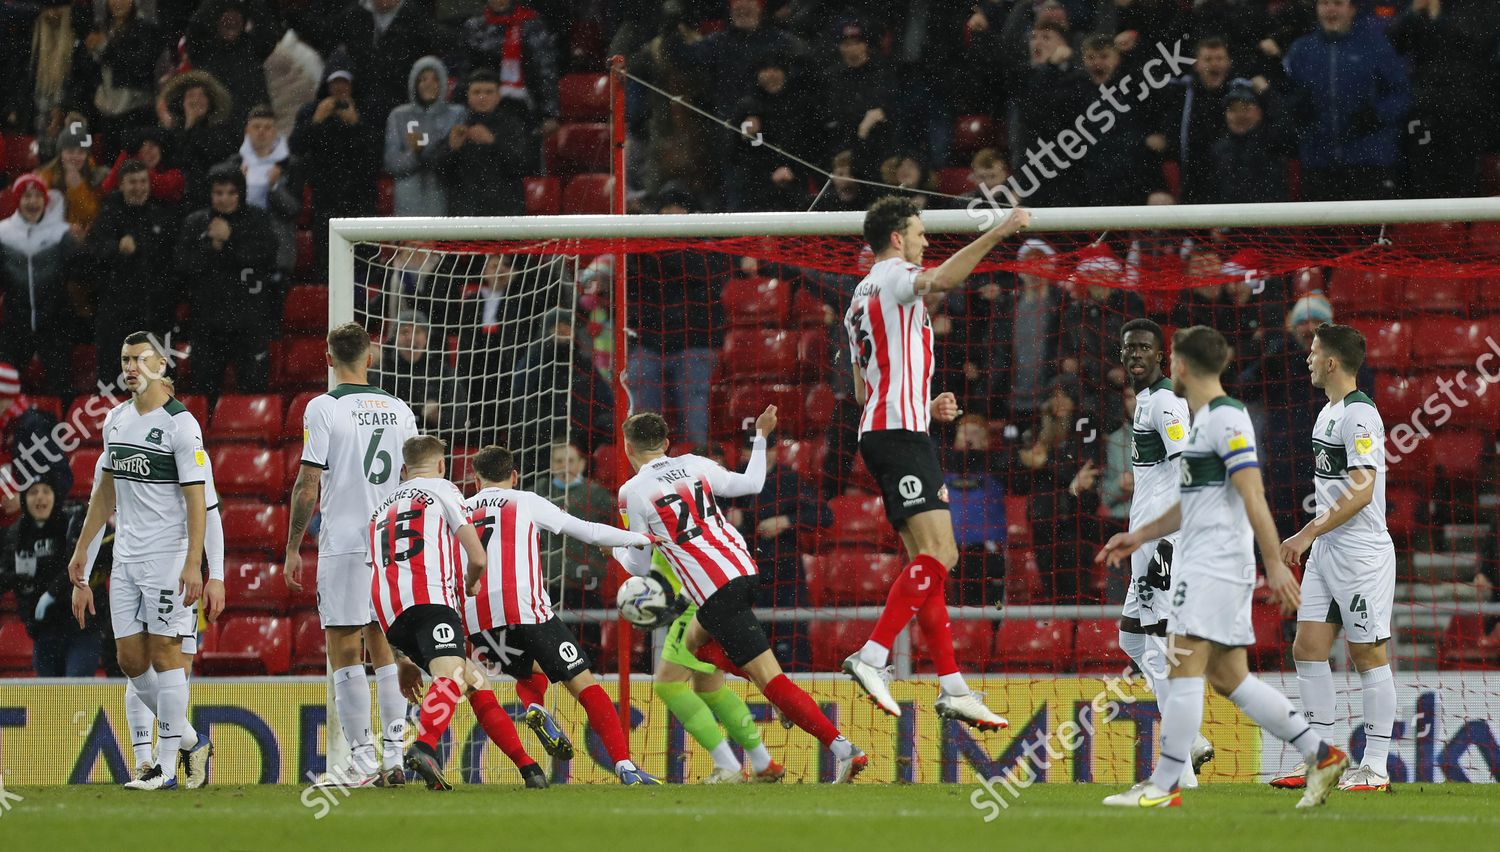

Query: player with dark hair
[461,445,664,785]
[286,322,418,787]
[1117,318,1214,785]
[1273,322,1396,793]
[373,435,546,790]
[615,408,869,782]
[842,195,1030,727]
[1099,326,1348,809]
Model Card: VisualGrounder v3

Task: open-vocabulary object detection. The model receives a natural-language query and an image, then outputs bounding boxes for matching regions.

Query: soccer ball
[616,575,670,627]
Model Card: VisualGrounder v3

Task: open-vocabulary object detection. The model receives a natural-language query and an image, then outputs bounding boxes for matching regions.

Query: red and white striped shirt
[369,477,471,630]
[615,444,767,606]
[845,257,934,436]
[463,487,650,632]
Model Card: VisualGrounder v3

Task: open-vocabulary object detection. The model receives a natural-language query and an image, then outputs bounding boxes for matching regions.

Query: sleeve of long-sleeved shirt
[525,492,650,548]
[384,109,420,177]
[706,436,767,498]
[611,488,655,577]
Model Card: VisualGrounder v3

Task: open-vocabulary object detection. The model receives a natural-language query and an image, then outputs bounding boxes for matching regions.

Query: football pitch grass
[5,783,1497,851]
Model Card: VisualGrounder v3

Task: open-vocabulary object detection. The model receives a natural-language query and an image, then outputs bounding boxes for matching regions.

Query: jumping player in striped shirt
[370,435,545,790]
[614,407,868,782]
[841,196,1030,728]
[461,444,663,785]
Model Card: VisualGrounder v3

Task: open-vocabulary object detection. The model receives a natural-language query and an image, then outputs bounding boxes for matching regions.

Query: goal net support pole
[608,52,632,747]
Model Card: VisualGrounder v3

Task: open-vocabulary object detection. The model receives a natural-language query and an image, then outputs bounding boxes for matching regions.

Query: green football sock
[655,681,725,751]
[698,686,762,750]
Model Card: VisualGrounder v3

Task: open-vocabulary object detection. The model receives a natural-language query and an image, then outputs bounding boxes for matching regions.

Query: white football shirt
[1177,398,1261,583]
[301,383,418,557]
[102,398,208,562]
[1130,377,1190,537]
[1312,390,1390,556]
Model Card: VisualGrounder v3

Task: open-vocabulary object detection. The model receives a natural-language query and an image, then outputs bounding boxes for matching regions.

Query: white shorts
[1122,536,1176,628]
[318,551,377,628]
[109,552,195,640]
[1298,539,1396,644]
[1166,568,1256,647]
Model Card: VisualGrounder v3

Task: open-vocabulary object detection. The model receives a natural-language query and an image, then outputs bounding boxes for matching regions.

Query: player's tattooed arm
[284,465,322,592]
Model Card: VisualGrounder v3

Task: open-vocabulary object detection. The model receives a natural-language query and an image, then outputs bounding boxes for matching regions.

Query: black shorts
[469,617,591,683]
[385,604,466,673]
[858,429,949,525]
[696,575,770,668]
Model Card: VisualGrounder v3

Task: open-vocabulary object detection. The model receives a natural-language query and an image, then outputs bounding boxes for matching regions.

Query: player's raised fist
[755,404,777,437]
[998,207,1031,236]
[929,391,962,423]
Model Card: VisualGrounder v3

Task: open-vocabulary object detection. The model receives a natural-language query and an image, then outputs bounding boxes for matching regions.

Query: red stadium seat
[1345,319,1412,370]
[723,277,790,327]
[594,621,649,674]
[210,446,286,500]
[1440,615,1500,670]
[197,615,291,675]
[274,336,328,390]
[561,173,613,214]
[1004,495,1031,546]
[1384,486,1418,544]
[951,115,997,155]
[292,610,326,672]
[1003,549,1044,604]
[0,616,34,674]
[778,438,826,490]
[1424,430,1487,481]
[283,390,320,443]
[549,122,609,175]
[525,176,561,216]
[449,445,476,494]
[559,73,609,121]
[1448,372,1500,428]
[287,551,318,609]
[1250,603,1288,668]
[283,450,301,499]
[591,444,625,490]
[797,328,828,380]
[294,230,315,281]
[177,394,209,429]
[69,446,103,500]
[802,385,835,437]
[30,395,61,419]
[1073,619,1127,673]
[209,394,283,444]
[1374,373,1423,420]
[914,620,995,672]
[824,494,896,550]
[2,134,39,178]
[935,167,976,197]
[1328,268,1403,316]
[282,285,328,333]
[219,500,289,555]
[809,619,879,672]
[223,559,289,612]
[1411,317,1488,366]
[721,329,799,380]
[1404,275,1475,313]
[792,288,826,327]
[994,619,1073,672]
[804,550,903,606]
[66,395,115,446]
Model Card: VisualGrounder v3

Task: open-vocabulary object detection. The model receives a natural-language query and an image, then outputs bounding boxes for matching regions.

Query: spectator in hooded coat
[156,69,239,209]
[0,175,76,394]
[184,0,280,126]
[384,56,466,217]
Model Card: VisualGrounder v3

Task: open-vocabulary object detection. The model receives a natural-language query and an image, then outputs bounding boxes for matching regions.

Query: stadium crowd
[1,0,1498,676]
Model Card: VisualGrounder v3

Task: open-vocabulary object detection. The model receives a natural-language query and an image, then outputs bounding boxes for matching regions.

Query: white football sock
[858,641,889,668]
[708,740,741,773]
[333,665,377,775]
[373,664,408,771]
[154,667,189,779]
[1118,629,1157,695]
[1149,676,1202,791]
[1359,664,1395,774]
[747,742,772,773]
[1229,674,1322,761]
[938,673,969,696]
[125,673,157,766]
[1294,659,1336,740]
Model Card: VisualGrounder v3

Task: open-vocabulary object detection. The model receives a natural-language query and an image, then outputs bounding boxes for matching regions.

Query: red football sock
[515,673,550,708]
[416,677,463,748]
[471,689,536,769]
[577,684,630,764]
[915,569,958,676]
[868,554,946,651]
[692,641,751,680]
[763,674,839,748]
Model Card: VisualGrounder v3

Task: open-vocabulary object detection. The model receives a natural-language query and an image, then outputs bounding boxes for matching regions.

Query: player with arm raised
[82,376,228,788]
[461,445,663,785]
[284,323,418,787]
[1098,326,1348,810]
[1117,318,1214,785]
[841,195,1030,727]
[371,435,542,790]
[66,332,208,791]
[1272,323,1397,793]
[614,408,868,783]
